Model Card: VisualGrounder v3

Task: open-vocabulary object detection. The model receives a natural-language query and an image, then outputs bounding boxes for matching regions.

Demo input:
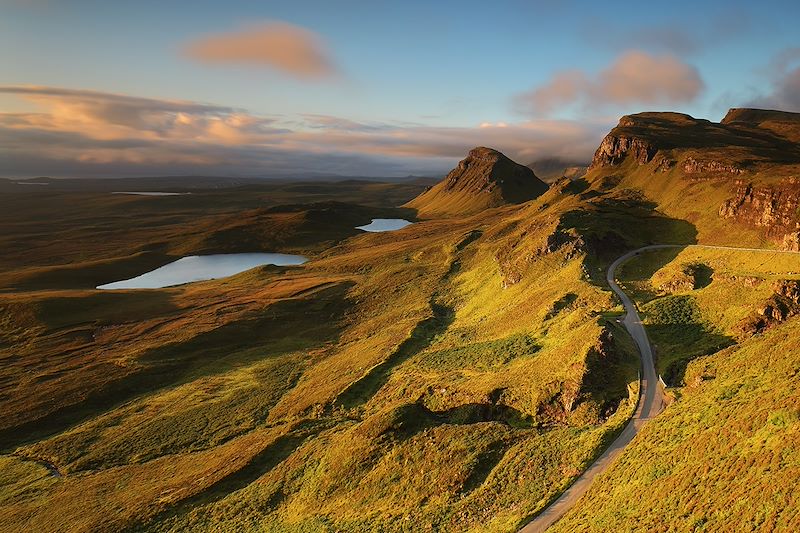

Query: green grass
[640,295,733,384]
[415,333,540,372]
[0,179,648,533]
[551,246,800,531]
[551,317,800,533]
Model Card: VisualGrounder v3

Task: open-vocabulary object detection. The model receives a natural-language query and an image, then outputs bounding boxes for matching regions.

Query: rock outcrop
[405,147,548,218]
[738,280,800,335]
[589,109,800,173]
[719,180,800,249]
[586,108,800,248]
[682,157,744,176]
[591,133,657,168]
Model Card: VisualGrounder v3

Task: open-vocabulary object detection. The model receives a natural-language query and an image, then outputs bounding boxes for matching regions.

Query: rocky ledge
[719,179,800,250]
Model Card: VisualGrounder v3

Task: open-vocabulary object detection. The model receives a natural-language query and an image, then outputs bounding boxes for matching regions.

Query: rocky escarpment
[738,280,800,335]
[589,109,800,173]
[587,108,800,247]
[681,157,744,176]
[589,112,702,170]
[591,133,657,168]
[405,147,548,218]
[719,179,800,250]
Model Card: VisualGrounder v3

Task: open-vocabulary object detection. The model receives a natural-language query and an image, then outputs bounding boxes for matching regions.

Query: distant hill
[404,146,548,217]
[527,157,588,183]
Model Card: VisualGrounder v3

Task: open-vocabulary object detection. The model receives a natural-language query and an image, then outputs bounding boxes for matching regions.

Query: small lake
[97,253,307,289]
[113,192,188,196]
[356,219,413,232]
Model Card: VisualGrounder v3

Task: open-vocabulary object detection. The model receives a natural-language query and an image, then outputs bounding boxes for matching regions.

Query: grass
[9,156,783,532]
[551,317,800,533]
[0,178,647,532]
[415,333,540,372]
[550,246,800,531]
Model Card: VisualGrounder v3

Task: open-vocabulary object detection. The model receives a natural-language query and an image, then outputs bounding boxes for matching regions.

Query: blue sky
[1,0,799,177]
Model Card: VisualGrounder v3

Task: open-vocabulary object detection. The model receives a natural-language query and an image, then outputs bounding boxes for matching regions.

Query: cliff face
[719,180,800,250]
[589,109,800,173]
[588,108,800,247]
[405,147,548,218]
[591,134,656,168]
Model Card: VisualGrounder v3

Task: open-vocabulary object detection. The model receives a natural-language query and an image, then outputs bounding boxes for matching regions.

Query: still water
[97,253,307,289]
[356,219,413,232]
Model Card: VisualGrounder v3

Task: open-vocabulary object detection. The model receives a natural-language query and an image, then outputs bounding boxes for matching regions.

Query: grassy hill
[0,170,654,532]
[551,246,800,532]
[405,147,548,218]
[3,108,800,532]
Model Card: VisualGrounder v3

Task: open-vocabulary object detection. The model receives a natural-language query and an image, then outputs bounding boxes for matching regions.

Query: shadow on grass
[647,323,734,386]
[335,302,455,410]
[550,193,697,288]
[0,283,352,451]
[123,419,333,533]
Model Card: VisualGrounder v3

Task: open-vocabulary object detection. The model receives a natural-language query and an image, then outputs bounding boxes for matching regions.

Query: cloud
[515,51,704,116]
[583,11,750,56]
[183,22,338,80]
[747,48,800,112]
[0,85,607,178]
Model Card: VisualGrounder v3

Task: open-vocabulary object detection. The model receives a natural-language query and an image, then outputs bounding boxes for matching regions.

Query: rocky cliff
[719,180,800,250]
[405,147,548,217]
[589,109,800,174]
[588,108,800,247]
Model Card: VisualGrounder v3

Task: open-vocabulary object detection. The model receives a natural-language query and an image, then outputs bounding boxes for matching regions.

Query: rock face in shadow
[405,147,548,218]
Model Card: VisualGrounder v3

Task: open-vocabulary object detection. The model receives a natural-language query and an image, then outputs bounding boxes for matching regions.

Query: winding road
[518,246,665,533]
[519,243,800,532]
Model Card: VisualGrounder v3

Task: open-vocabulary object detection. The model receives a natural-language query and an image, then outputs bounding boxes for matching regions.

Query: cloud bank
[0,85,607,178]
[184,22,339,80]
[515,51,704,116]
[748,48,800,112]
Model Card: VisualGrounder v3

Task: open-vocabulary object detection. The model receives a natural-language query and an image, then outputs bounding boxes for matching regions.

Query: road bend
[519,243,800,532]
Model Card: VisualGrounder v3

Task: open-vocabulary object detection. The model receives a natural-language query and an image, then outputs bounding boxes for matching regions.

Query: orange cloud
[184,22,338,80]
[0,85,606,178]
[515,50,704,116]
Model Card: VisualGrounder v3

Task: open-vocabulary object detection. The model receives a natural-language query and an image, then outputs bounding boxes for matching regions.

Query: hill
[584,108,800,249]
[527,157,588,183]
[405,147,549,218]
[3,108,800,532]
[551,246,800,532]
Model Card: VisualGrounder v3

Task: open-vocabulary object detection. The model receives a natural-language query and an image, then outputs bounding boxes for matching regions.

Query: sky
[1,0,799,178]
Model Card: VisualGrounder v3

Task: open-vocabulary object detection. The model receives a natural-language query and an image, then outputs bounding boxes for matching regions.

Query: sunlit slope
[551,247,800,532]
[582,109,800,248]
[0,179,674,532]
[405,147,548,218]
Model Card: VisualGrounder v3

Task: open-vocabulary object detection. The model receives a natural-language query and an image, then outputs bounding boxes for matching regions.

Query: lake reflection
[97,253,307,289]
[356,219,413,232]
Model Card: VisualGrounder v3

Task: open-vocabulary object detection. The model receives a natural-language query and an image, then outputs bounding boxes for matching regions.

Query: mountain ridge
[404,146,548,218]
